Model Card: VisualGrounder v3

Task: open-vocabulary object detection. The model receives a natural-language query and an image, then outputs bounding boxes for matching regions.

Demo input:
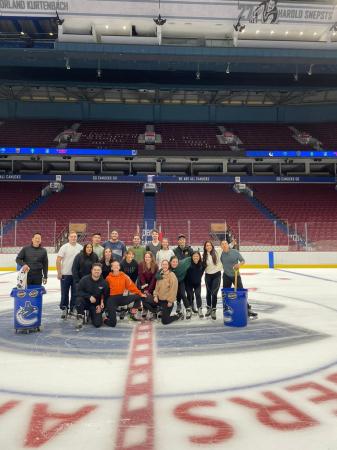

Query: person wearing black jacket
[75,263,109,330]
[173,234,194,261]
[16,233,48,286]
[185,251,205,319]
[72,243,98,284]
[120,250,139,283]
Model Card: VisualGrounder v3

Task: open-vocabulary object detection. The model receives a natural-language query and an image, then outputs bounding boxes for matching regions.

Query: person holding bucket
[220,240,258,319]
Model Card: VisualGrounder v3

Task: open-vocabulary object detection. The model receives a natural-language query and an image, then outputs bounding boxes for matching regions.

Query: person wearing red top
[105,261,146,327]
[138,251,158,295]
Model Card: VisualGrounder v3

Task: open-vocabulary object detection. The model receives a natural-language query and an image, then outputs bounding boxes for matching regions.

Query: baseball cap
[178,234,186,239]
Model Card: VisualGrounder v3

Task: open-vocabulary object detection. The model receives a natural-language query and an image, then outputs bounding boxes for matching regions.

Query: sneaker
[176,302,182,313]
[205,306,212,317]
[198,307,204,319]
[76,315,83,330]
[248,310,258,320]
[211,308,217,320]
[186,308,192,320]
[61,309,68,319]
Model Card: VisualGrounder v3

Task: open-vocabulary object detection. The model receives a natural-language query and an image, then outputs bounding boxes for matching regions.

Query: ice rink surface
[0,268,336,450]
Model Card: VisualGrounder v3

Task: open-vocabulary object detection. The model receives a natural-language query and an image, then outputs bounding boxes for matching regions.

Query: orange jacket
[106,271,142,297]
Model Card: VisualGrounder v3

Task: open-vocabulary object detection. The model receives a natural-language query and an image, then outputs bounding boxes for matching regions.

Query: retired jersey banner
[0,0,336,25]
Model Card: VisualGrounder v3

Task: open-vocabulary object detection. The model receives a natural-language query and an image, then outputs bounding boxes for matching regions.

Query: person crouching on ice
[151,260,182,325]
[105,261,146,327]
[75,263,109,330]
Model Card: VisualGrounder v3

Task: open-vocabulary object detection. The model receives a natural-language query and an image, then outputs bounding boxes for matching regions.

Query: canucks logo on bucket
[223,304,234,323]
[16,301,38,326]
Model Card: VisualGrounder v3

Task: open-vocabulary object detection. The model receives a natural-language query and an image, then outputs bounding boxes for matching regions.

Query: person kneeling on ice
[146,260,183,325]
[75,263,109,330]
[105,261,146,327]
[220,240,258,319]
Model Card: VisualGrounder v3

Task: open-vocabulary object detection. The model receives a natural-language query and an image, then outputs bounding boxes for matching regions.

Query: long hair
[142,251,157,273]
[202,241,218,267]
[100,248,114,265]
[83,243,94,258]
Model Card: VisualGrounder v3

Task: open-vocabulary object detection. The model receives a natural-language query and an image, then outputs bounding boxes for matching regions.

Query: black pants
[185,282,202,308]
[222,273,252,311]
[105,294,141,327]
[158,300,179,325]
[222,273,243,290]
[142,295,158,313]
[27,270,42,287]
[60,275,77,311]
[176,280,190,308]
[76,297,103,328]
[205,272,221,309]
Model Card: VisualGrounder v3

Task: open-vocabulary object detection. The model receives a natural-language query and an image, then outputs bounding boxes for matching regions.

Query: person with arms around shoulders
[128,234,146,263]
[103,230,126,262]
[156,237,175,267]
[173,234,194,261]
[185,251,205,318]
[56,231,82,318]
[105,261,146,327]
[120,250,139,284]
[16,232,48,287]
[220,240,258,319]
[91,232,104,260]
[75,263,109,330]
[72,243,98,285]
[100,247,115,279]
[146,229,162,258]
[138,251,158,296]
[202,240,222,321]
[168,255,192,319]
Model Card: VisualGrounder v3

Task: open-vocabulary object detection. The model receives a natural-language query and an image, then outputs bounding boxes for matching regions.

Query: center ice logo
[16,301,39,326]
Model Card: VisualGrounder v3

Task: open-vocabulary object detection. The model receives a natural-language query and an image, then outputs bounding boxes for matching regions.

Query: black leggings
[159,300,179,325]
[185,282,202,308]
[176,281,190,308]
[105,294,141,327]
[205,272,221,309]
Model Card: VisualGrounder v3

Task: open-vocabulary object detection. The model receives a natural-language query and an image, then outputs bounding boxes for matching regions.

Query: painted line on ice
[115,322,154,450]
[276,268,337,284]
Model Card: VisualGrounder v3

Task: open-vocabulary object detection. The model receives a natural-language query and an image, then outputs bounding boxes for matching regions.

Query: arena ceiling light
[226,62,231,74]
[307,64,314,76]
[195,64,201,80]
[153,0,166,26]
[56,11,64,26]
[65,57,70,70]
[233,18,245,33]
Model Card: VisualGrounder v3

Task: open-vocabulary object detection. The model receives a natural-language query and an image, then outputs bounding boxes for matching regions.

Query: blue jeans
[60,275,77,311]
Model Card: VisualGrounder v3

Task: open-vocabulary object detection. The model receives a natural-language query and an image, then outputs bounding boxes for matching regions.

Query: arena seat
[252,184,337,250]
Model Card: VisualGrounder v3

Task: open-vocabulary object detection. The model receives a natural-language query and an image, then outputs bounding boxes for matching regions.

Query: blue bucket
[11,285,46,332]
[222,288,248,328]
